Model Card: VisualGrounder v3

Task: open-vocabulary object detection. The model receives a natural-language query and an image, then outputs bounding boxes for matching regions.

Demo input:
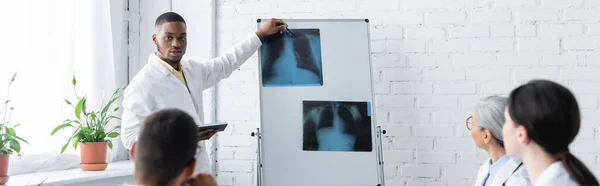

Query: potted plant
[51,75,124,171]
[0,72,29,184]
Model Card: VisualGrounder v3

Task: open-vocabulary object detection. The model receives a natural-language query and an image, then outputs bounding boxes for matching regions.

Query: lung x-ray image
[303,101,373,152]
[260,29,323,87]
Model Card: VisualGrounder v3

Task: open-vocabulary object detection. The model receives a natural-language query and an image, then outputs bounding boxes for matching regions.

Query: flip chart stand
[251,127,387,186]
[250,128,263,186]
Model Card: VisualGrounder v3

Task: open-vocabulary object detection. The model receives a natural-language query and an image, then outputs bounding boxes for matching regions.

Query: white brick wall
[213,0,600,185]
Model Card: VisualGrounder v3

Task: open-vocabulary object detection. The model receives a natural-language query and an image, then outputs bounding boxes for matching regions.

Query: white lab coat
[475,157,531,186]
[534,161,579,186]
[120,33,262,175]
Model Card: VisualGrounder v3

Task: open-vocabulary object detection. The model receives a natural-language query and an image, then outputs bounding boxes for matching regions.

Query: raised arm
[195,18,289,90]
[196,33,262,90]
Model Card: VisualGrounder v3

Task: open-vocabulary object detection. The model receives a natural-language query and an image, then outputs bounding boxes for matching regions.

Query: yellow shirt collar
[152,52,188,88]
[153,52,183,72]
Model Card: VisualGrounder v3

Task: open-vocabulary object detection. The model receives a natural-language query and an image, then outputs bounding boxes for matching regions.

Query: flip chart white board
[256,19,383,186]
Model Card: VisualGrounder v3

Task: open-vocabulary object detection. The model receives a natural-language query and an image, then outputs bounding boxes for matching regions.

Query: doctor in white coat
[120,12,288,175]
[502,80,599,186]
[467,96,531,186]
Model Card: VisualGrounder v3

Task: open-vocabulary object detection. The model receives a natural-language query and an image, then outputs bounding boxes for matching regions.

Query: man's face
[153,22,187,63]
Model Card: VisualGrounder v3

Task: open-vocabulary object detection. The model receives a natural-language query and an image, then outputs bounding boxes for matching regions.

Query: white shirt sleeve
[193,33,262,90]
[120,81,155,149]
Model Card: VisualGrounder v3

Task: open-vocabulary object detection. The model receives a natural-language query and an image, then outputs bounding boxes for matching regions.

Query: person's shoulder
[507,165,531,185]
[125,73,151,92]
[127,63,162,89]
[477,158,491,168]
[181,57,204,69]
[475,158,490,178]
[505,176,532,186]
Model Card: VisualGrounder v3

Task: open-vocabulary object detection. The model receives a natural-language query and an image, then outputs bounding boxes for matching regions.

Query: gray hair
[474,96,508,147]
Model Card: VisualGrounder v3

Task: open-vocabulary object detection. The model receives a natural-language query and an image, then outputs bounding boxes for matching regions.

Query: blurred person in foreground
[122,108,217,186]
[503,80,599,186]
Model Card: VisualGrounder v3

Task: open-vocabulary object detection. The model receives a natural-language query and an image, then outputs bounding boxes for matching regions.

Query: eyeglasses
[465,116,475,130]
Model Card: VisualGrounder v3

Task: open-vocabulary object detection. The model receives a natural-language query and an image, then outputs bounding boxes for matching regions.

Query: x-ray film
[303,101,373,152]
[260,29,323,87]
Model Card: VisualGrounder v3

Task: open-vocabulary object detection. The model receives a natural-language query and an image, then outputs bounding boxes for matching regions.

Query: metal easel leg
[251,128,262,186]
[376,126,386,186]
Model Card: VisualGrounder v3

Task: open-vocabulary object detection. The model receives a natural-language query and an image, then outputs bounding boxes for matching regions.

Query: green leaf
[77,127,95,142]
[113,107,119,112]
[107,140,113,149]
[64,98,72,106]
[107,132,119,138]
[51,123,74,135]
[71,75,77,86]
[11,72,17,82]
[13,124,20,128]
[3,133,28,144]
[106,125,121,133]
[69,119,81,125]
[81,98,87,116]
[6,128,15,136]
[60,137,73,154]
[101,96,120,117]
[95,130,106,142]
[74,97,85,120]
[89,112,97,126]
[107,116,121,121]
[0,149,11,155]
[9,140,20,153]
[73,136,80,150]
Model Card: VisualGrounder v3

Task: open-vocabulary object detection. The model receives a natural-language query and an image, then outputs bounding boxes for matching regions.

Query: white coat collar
[148,52,191,76]
[475,157,524,186]
[475,159,491,185]
[535,161,577,186]
[493,157,524,185]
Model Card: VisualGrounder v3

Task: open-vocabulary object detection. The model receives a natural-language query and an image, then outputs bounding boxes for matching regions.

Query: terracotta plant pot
[80,142,108,171]
[0,154,9,184]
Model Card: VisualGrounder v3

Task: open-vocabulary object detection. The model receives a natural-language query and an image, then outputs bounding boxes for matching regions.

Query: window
[0,0,127,175]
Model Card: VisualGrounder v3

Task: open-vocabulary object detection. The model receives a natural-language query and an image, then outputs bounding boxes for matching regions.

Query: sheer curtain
[0,0,123,175]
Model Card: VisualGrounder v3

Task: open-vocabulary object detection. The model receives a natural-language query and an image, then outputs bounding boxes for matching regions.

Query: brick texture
[206,0,600,185]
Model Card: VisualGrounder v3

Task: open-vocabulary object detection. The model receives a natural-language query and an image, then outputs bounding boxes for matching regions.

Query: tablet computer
[198,122,228,132]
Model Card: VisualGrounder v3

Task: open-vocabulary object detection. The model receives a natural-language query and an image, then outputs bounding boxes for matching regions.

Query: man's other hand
[198,129,217,141]
[186,173,218,186]
[256,18,288,38]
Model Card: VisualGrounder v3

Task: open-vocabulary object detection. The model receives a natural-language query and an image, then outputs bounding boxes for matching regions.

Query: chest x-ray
[303,101,372,152]
[260,29,323,87]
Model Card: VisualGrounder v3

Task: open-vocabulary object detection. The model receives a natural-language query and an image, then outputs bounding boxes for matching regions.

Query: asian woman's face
[502,107,523,157]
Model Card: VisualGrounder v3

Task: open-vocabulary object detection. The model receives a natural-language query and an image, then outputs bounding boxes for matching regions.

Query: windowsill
[5,160,134,186]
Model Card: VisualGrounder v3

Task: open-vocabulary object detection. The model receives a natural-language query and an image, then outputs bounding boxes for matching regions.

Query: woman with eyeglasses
[502,80,599,186]
[467,96,531,186]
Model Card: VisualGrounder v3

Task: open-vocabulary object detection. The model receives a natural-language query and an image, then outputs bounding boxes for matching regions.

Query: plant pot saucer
[0,175,8,185]
[80,163,108,171]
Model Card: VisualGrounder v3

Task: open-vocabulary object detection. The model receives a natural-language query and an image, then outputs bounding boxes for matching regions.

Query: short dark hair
[135,108,198,185]
[155,12,186,27]
[508,80,599,186]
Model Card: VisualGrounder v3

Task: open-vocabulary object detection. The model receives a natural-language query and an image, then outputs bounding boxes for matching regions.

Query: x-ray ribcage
[260,29,323,87]
[303,101,373,152]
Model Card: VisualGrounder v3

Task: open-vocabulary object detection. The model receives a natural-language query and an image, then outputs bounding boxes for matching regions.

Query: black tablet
[198,122,228,132]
